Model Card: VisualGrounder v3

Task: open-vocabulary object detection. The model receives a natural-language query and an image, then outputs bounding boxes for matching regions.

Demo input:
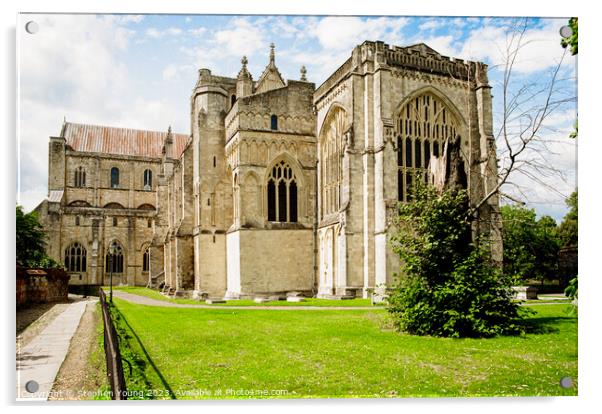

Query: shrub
[387,184,525,338]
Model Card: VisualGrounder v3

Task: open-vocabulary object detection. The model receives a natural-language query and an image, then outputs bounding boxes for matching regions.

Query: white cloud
[120,15,144,24]
[162,64,177,80]
[308,16,408,51]
[213,17,265,57]
[145,27,183,38]
[458,19,572,74]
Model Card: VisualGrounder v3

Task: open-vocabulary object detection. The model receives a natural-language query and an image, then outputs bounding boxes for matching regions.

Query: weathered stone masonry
[36,40,501,299]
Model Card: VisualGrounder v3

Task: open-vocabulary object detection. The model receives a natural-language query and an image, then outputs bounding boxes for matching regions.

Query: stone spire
[269,42,275,65]
[237,56,252,80]
[237,55,254,98]
[300,66,307,82]
[255,43,286,94]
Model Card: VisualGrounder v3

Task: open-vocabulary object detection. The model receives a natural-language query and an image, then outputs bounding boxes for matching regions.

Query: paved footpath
[16,298,94,401]
[112,290,379,311]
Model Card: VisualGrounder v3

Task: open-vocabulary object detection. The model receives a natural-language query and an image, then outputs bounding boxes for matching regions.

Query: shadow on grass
[111,306,176,399]
[519,315,576,335]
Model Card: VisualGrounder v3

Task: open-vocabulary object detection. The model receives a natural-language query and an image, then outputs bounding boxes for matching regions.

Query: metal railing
[99,288,127,400]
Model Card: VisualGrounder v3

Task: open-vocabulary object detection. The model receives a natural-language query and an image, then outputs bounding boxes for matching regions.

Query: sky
[16,14,577,221]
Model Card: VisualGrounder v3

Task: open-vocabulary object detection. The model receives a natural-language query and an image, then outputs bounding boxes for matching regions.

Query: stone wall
[16,267,70,308]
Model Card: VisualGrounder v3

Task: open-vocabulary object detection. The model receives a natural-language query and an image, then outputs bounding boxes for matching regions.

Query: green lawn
[111,286,376,307]
[110,299,577,399]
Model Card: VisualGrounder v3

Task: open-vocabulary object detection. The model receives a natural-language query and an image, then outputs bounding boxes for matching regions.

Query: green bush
[387,184,525,338]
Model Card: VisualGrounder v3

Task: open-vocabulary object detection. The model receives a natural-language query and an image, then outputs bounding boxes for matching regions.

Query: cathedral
[35,40,502,300]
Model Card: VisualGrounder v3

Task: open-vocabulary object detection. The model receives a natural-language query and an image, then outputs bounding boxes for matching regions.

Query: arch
[103,202,125,209]
[105,240,124,273]
[395,88,463,202]
[264,152,305,187]
[64,242,87,272]
[318,104,349,218]
[137,203,156,211]
[141,242,151,272]
[393,85,467,128]
[68,200,91,207]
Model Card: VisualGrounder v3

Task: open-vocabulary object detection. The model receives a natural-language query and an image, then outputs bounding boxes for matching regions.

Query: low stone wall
[16,267,70,308]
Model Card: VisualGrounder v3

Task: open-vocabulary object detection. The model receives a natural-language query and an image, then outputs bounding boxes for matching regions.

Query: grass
[111,286,377,307]
[110,299,577,399]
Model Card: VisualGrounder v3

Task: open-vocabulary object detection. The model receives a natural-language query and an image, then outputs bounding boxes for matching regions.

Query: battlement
[315,40,488,104]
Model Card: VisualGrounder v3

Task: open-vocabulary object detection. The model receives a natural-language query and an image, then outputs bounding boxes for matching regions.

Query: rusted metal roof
[62,122,190,159]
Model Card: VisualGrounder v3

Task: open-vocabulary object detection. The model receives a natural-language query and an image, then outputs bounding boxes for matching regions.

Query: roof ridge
[64,121,189,137]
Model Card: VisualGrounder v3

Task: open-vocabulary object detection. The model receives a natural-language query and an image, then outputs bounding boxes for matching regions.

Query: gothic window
[397,92,459,202]
[111,167,120,188]
[142,247,150,272]
[74,167,86,187]
[143,169,152,190]
[270,114,278,130]
[320,106,346,218]
[266,160,298,223]
[64,242,86,272]
[105,242,124,273]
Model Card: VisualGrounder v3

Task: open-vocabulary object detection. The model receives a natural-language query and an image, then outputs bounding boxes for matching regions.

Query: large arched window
[74,167,86,187]
[267,160,298,223]
[64,242,87,272]
[143,169,152,190]
[320,106,347,218]
[110,167,120,188]
[142,247,150,272]
[105,242,124,273]
[397,92,459,202]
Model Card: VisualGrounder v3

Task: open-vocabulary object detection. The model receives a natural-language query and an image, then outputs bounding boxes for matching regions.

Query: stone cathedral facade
[36,41,501,300]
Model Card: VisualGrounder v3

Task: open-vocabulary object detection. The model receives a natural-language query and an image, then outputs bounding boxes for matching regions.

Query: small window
[113,217,118,227]
[270,114,278,130]
[75,216,80,226]
[213,156,216,168]
[207,198,211,206]
[231,95,236,107]
[74,167,86,187]
[111,167,120,188]
[147,218,152,228]
[143,169,152,190]
[142,247,150,272]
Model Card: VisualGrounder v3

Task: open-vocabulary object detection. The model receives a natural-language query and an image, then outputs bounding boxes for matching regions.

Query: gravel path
[112,290,380,311]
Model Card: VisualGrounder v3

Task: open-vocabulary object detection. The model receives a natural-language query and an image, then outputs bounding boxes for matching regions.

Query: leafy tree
[500,205,561,284]
[16,205,62,268]
[387,185,525,338]
[558,190,578,247]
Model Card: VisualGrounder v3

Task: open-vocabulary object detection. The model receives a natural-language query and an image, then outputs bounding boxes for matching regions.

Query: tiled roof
[62,122,190,159]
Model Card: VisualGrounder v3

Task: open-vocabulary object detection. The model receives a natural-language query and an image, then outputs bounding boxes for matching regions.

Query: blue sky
[17,14,577,221]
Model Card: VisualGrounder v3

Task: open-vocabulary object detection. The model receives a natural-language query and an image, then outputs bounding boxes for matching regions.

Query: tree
[558,190,577,247]
[16,205,62,268]
[387,185,525,338]
[472,19,575,215]
[500,205,560,284]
